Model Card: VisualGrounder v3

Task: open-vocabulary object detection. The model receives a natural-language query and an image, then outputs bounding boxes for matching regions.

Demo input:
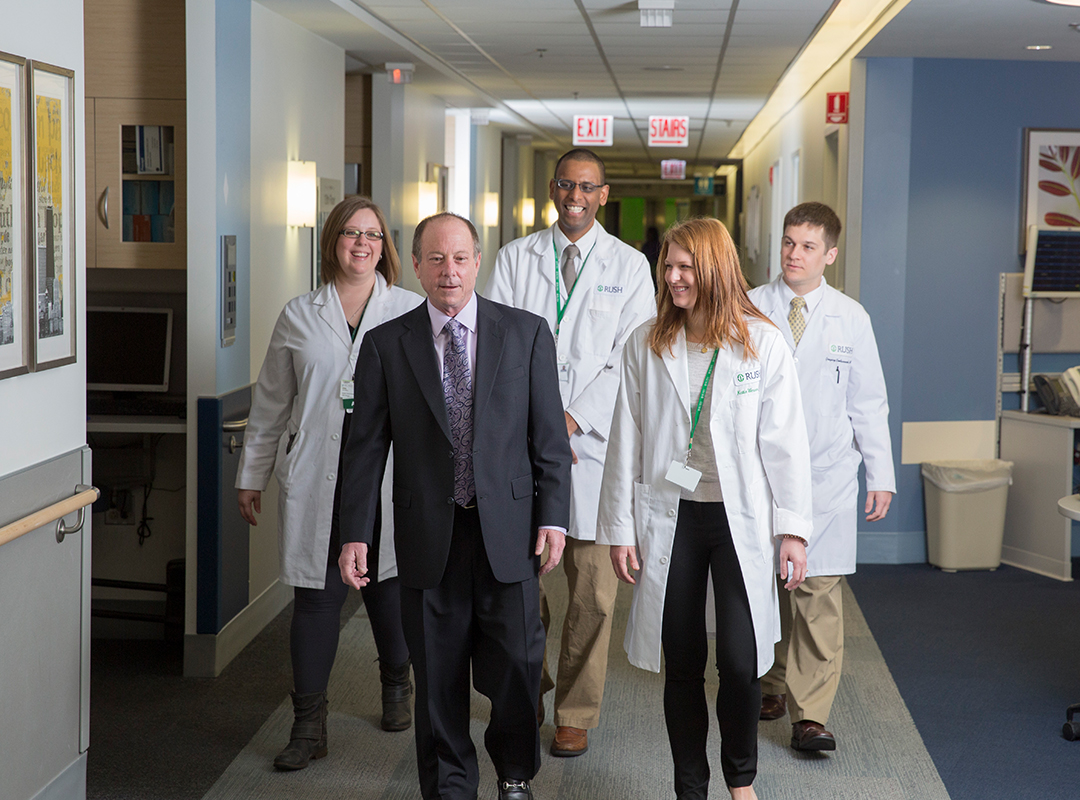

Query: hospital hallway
[86,560,1080,800]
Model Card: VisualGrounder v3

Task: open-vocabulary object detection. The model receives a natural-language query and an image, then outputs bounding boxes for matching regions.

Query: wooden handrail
[0,486,100,548]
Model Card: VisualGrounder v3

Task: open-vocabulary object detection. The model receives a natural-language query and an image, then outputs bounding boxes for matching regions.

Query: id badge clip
[340,379,354,412]
[665,460,701,492]
[558,358,571,383]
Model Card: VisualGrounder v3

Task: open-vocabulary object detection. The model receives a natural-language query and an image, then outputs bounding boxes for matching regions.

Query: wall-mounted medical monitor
[86,306,173,392]
[1023,226,1080,297]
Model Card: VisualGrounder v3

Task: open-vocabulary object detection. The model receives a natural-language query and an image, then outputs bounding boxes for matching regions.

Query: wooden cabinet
[87,98,186,270]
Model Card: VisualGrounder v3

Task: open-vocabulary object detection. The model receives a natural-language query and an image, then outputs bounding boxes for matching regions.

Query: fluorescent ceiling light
[1026,45,1053,50]
[639,0,674,27]
[728,0,912,160]
[1045,0,1080,6]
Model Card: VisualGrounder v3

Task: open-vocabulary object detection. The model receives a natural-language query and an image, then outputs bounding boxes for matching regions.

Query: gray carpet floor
[202,576,948,800]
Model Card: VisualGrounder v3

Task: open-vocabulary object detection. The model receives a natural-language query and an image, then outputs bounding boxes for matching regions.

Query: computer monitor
[86,306,173,392]
[1023,226,1080,298]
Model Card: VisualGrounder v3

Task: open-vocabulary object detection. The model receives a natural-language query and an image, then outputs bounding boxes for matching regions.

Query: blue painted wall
[214,0,251,393]
[858,57,1080,558]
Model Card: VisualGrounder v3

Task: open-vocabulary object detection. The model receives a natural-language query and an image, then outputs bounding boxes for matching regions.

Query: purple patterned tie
[442,319,475,505]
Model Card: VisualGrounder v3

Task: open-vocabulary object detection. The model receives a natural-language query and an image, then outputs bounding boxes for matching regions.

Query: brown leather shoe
[791,720,836,751]
[550,725,588,757]
[760,693,787,720]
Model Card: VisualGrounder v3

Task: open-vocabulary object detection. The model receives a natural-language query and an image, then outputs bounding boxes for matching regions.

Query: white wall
[471,122,504,286]
[247,2,344,599]
[400,85,447,294]
[739,57,853,290]
[0,0,86,479]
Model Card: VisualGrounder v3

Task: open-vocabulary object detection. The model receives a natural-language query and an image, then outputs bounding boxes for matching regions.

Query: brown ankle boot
[273,691,328,770]
[379,659,412,732]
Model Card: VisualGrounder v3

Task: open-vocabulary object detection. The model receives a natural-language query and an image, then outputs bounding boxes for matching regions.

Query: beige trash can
[921,459,1013,572]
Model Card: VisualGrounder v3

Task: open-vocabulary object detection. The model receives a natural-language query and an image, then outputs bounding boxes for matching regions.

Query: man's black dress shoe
[498,778,534,799]
[791,720,837,751]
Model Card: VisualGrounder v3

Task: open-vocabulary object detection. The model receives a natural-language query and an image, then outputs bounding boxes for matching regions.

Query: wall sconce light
[484,192,499,228]
[287,161,317,227]
[385,62,414,84]
[544,201,558,227]
[418,182,439,220]
[522,198,536,228]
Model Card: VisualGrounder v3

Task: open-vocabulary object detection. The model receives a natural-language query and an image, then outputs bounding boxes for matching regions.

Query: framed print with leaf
[1023,128,1080,250]
[0,52,28,380]
[28,60,75,370]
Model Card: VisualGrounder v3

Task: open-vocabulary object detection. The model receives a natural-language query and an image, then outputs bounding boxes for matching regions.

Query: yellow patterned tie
[788,296,807,346]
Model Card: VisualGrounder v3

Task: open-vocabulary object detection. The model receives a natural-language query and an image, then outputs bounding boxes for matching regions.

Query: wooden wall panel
[85,0,186,99]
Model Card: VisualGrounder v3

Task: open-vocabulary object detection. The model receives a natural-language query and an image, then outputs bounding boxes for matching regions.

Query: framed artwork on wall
[0,52,29,380]
[1022,128,1080,251]
[28,60,76,370]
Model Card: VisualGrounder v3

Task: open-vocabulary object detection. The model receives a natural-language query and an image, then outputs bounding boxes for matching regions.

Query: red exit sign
[826,92,849,124]
[573,115,613,147]
[649,116,689,147]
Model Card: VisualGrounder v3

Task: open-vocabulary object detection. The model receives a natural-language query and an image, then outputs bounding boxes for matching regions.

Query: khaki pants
[761,574,844,726]
[539,537,619,730]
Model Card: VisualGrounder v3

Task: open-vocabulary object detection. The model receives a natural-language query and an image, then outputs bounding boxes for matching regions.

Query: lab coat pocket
[818,363,849,416]
[731,396,759,454]
[585,308,620,355]
[278,425,304,487]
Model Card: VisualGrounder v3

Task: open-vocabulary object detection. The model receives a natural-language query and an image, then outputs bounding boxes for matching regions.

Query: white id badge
[665,460,702,492]
[340,379,354,412]
[558,359,571,382]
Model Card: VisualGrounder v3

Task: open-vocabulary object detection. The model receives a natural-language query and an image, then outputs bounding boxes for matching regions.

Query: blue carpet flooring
[848,563,1080,800]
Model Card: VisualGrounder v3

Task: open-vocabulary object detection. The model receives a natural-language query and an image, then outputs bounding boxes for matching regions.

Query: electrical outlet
[104,508,132,526]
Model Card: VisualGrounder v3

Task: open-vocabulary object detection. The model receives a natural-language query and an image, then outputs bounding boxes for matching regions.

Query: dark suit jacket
[339,294,572,590]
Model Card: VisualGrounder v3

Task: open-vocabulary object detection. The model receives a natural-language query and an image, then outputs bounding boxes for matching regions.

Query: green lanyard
[687,347,719,464]
[348,300,369,343]
[553,238,598,337]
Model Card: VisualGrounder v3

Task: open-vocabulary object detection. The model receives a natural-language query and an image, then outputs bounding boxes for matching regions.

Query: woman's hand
[610,545,640,585]
[237,489,261,526]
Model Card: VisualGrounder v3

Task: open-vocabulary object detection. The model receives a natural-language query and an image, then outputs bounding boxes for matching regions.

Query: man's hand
[865,491,893,522]
[565,411,579,465]
[610,545,639,585]
[779,537,807,590]
[536,528,566,576]
[237,489,261,526]
[338,542,371,589]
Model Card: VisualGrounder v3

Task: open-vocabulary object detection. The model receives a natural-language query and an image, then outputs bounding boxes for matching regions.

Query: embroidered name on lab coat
[596,284,624,294]
[734,369,761,396]
[827,343,853,365]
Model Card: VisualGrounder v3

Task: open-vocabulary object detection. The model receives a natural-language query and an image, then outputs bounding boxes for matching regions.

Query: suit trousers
[662,501,759,795]
[538,536,619,729]
[761,574,844,726]
[400,504,545,800]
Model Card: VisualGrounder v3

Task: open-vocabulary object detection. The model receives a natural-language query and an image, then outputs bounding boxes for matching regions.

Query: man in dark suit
[339,212,573,800]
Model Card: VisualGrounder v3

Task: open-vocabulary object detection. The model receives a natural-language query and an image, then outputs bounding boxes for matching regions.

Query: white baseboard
[183,579,292,677]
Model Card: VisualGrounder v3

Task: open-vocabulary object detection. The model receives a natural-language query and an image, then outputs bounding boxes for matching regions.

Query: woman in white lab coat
[236,197,422,771]
[597,218,813,800]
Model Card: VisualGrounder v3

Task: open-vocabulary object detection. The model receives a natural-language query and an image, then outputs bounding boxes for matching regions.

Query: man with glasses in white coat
[748,201,895,753]
[486,148,655,757]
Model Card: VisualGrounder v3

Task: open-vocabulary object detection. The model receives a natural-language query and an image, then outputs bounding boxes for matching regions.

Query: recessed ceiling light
[1027,45,1054,50]
[1046,0,1080,6]
[642,65,684,72]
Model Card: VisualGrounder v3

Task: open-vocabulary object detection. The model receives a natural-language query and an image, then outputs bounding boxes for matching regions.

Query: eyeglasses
[553,178,603,194]
[340,228,385,241]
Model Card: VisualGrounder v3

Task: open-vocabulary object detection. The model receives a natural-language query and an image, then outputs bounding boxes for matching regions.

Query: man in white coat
[747,202,895,752]
[486,148,655,757]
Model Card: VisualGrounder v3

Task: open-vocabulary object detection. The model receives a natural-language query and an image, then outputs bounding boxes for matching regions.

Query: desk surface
[1001,409,1080,429]
[86,415,187,434]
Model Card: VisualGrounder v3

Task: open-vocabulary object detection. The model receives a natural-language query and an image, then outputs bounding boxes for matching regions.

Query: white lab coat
[748,278,895,576]
[486,223,655,539]
[236,275,423,589]
[596,320,814,676]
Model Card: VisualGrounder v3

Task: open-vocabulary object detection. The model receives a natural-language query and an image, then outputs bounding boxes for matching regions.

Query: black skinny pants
[291,415,409,695]
[661,500,760,796]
